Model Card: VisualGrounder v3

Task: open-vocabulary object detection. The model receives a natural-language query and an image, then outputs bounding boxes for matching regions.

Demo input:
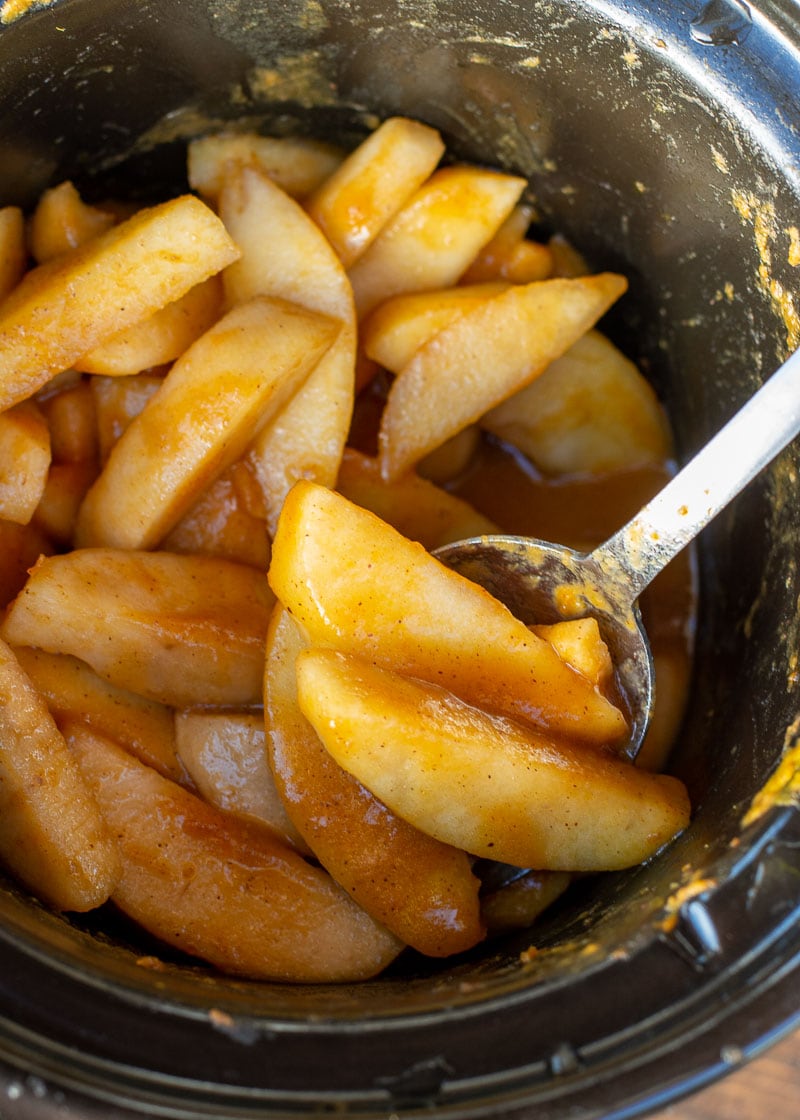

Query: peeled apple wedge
[480,869,572,938]
[0,639,119,911]
[461,204,553,285]
[67,724,403,982]
[0,205,26,304]
[188,131,344,203]
[74,275,224,376]
[264,606,484,957]
[378,273,628,481]
[162,465,271,572]
[13,645,184,783]
[361,282,510,374]
[0,195,240,410]
[269,482,627,745]
[531,618,614,690]
[38,379,96,463]
[482,329,672,475]
[347,166,526,317]
[221,164,355,321]
[306,116,445,267]
[33,459,97,545]
[219,164,356,535]
[174,709,308,852]
[1,549,274,708]
[0,402,51,524]
[28,180,115,264]
[296,649,691,872]
[91,372,164,463]
[74,296,340,550]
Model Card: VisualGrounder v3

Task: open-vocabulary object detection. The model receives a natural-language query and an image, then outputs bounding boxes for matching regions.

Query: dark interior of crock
[0,1,799,1115]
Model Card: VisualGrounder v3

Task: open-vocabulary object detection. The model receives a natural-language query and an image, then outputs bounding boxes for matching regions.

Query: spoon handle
[593,345,800,604]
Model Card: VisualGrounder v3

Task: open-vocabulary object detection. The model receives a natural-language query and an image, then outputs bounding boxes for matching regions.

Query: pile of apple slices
[0,113,687,982]
[267,481,690,933]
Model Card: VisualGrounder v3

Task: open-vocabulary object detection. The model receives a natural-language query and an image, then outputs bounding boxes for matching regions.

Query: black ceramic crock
[0,1,799,1117]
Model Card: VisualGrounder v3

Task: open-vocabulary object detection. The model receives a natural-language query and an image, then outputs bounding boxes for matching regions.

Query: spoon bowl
[435,343,800,759]
[434,535,654,758]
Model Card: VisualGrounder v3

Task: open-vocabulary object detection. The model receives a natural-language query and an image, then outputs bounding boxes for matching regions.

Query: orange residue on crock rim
[742,715,800,827]
[1,0,56,24]
[731,189,800,354]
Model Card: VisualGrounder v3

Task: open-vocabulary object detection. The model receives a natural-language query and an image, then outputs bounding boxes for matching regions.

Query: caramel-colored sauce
[453,438,696,771]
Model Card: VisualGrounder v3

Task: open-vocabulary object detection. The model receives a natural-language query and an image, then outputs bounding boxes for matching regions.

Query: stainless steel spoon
[435,345,800,762]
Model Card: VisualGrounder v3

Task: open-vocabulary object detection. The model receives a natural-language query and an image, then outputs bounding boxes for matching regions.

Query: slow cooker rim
[0,803,797,1117]
[0,0,799,1116]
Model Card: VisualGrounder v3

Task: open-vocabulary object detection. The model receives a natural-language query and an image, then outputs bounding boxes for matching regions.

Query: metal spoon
[435,345,800,762]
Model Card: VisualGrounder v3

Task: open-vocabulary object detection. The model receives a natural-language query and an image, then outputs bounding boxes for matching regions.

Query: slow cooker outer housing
[0,1,799,1117]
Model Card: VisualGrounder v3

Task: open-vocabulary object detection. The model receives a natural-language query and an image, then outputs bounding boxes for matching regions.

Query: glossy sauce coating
[351,385,695,773]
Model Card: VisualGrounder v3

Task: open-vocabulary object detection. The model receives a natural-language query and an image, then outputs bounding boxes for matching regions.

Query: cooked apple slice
[0,195,240,410]
[75,296,339,550]
[13,646,183,783]
[0,520,52,610]
[480,870,572,937]
[378,273,628,481]
[416,426,482,485]
[348,166,526,317]
[0,638,119,911]
[74,275,223,376]
[460,204,553,284]
[2,549,274,708]
[67,724,402,982]
[0,205,26,304]
[28,180,115,264]
[38,379,97,464]
[269,482,627,745]
[549,233,590,277]
[221,164,354,321]
[0,402,50,524]
[296,649,691,871]
[336,448,499,550]
[306,116,445,267]
[530,618,613,690]
[32,459,98,545]
[264,605,484,957]
[188,131,344,203]
[220,163,356,534]
[162,464,271,571]
[361,282,509,374]
[90,372,164,462]
[482,329,672,474]
[174,709,308,852]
